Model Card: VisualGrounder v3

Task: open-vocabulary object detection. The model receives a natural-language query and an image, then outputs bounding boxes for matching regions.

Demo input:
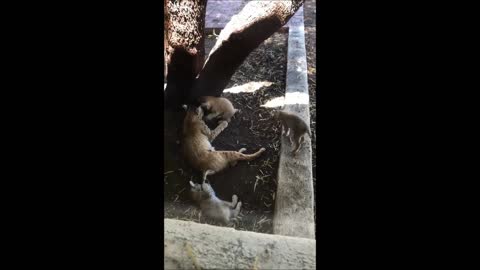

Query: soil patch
[304,0,316,27]
[304,1,317,224]
[164,31,288,234]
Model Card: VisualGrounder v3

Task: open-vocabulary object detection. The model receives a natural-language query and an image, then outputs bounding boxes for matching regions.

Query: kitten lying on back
[190,180,241,225]
[198,96,238,123]
[182,105,265,180]
[274,110,311,155]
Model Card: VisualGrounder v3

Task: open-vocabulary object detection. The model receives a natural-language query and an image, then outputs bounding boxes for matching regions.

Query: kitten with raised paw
[189,180,242,225]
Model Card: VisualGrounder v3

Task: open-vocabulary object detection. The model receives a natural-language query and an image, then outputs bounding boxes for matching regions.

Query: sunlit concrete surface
[273,5,315,240]
[284,91,309,105]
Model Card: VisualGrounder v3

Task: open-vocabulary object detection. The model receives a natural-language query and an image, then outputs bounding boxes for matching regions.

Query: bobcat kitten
[190,180,242,225]
[182,105,265,180]
[198,96,239,123]
[274,110,311,155]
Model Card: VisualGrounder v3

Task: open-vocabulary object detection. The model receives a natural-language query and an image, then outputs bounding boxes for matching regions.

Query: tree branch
[189,0,304,101]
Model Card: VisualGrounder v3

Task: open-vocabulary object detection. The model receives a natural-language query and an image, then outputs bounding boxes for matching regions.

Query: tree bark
[164,0,208,108]
[189,0,304,100]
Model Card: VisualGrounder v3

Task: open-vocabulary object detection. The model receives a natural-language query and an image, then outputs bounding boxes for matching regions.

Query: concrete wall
[273,6,315,239]
[165,219,316,270]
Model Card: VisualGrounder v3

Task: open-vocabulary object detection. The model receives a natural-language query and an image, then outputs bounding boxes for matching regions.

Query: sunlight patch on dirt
[223,81,273,94]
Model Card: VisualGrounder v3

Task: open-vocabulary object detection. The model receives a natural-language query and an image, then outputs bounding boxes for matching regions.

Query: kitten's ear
[189,181,195,187]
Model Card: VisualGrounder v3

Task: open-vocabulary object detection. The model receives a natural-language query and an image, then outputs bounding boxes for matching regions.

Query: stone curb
[164,219,316,270]
[272,6,315,239]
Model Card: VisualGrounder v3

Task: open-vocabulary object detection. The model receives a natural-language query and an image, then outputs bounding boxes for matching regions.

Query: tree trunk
[189,0,304,100]
[164,0,208,109]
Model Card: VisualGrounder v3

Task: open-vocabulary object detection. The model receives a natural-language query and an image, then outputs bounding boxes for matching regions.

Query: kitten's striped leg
[230,148,246,167]
[208,120,228,142]
[292,134,305,155]
[205,112,220,121]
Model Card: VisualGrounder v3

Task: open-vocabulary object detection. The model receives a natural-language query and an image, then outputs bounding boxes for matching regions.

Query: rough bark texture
[164,0,207,108]
[189,0,304,100]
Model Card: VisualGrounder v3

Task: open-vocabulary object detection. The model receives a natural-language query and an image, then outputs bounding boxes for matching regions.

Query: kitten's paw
[232,194,238,201]
[259,147,266,152]
[220,120,228,127]
[236,201,242,209]
[238,148,246,153]
[203,169,215,180]
[292,148,301,155]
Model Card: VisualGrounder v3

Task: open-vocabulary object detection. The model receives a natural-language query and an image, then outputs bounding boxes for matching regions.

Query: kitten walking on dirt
[190,180,241,225]
[182,105,265,180]
[198,96,239,123]
[274,110,311,155]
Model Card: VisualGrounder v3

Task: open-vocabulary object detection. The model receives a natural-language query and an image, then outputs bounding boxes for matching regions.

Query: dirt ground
[164,0,317,233]
[164,32,287,234]
[304,0,317,222]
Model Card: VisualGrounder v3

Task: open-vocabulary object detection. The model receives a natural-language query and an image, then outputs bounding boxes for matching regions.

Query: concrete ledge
[287,4,305,27]
[164,219,316,270]
[205,1,247,29]
[273,6,315,239]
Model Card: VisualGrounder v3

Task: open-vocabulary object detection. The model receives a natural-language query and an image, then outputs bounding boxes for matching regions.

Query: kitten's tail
[218,148,266,161]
